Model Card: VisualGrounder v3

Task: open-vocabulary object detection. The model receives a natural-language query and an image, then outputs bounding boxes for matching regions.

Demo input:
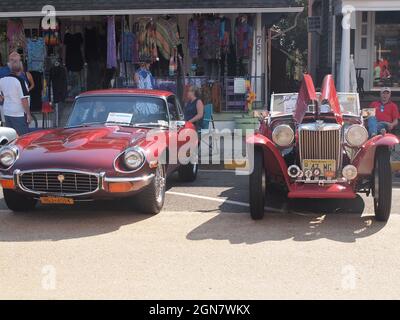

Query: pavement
[1,169,400,300]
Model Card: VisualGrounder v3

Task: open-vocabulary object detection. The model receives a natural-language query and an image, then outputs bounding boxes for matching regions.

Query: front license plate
[40,197,74,205]
[302,159,336,175]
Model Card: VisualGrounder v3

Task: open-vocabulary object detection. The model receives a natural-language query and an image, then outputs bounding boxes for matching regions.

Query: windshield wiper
[65,122,105,129]
[133,122,169,128]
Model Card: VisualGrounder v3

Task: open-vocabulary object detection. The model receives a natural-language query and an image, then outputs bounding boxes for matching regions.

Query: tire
[249,149,266,220]
[178,163,198,182]
[135,164,166,214]
[373,147,392,222]
[3,189,37,212]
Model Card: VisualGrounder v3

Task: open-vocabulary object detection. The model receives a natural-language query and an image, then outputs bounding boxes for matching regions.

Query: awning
[0,0,303,17]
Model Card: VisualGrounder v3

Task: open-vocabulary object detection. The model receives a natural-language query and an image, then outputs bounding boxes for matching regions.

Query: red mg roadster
[0,89,198,214]
[247,75,399,222]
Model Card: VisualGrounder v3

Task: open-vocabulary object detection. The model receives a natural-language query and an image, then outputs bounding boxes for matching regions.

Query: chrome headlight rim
[0,145,19,169]
[123,147,146,171]
[345,124,368,148]
[272,124,295,147]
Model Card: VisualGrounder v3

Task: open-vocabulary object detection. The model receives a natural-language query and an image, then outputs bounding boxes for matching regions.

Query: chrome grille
[299,125,341,170]
[19,171,99,195]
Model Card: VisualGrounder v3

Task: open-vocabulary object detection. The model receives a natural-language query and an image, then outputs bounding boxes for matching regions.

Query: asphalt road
[0,169,400,299]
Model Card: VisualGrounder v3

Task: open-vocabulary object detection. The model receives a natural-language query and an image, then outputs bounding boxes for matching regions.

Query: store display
[188,17,199,59]
[0,12,256,117]
[155,16,180,60]
[107,16,117,69]
[27,37,46,72]
[42,18,61,46]
[7,18,26,54]
[135,17,158,63]
[235,15,253,59]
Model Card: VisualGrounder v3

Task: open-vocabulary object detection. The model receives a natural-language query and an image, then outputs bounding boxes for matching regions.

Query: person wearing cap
[367,87,399,137]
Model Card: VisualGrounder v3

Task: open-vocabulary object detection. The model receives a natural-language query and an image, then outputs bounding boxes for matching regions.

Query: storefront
[309,0,400,93]
[0,0,302,126]
[354,9,400,92]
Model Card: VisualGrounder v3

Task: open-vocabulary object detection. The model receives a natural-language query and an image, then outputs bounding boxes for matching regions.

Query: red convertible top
[78,89,173,98]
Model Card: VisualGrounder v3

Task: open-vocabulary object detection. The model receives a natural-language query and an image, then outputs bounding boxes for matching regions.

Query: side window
[167,96,181,121]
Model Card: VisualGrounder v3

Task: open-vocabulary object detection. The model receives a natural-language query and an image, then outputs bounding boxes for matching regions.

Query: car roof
[78,89,173,98]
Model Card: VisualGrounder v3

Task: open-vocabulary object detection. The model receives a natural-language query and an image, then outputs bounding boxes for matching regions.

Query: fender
[353,134,399,175]
[247,133,291,189]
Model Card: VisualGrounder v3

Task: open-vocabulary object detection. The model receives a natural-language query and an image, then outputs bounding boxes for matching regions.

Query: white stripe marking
[166,191,285,213]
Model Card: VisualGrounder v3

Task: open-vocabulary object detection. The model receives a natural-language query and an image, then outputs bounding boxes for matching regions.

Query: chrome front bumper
[8,169,155,197]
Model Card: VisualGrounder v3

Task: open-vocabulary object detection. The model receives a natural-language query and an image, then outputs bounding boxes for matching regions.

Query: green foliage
[273,0,309,66]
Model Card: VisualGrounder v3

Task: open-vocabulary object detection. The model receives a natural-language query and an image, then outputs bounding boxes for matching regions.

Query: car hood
[11,126,150,172]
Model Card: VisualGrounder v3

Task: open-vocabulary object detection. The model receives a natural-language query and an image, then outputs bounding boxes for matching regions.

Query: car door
[166,95,184,173]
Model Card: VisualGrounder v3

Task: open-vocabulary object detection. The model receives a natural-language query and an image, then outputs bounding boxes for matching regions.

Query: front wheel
[249,149,266,220]
[178,163,198,182]
[3,189,37,212]
[135,164,166,214]
[373,148,392,222]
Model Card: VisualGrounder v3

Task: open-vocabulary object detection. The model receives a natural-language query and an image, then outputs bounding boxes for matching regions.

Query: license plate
[40,197,74,205]
[302,159,336,175]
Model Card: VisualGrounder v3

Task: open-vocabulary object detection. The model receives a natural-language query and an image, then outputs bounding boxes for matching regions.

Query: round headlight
[272,125,295,147]
[0,146,18,168]
[342,165,358,181]
[124,148,145,170]
[345,125,368,147]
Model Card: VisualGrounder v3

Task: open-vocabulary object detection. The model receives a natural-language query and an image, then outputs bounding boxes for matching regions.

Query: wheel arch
[247,133,291,188]
[353,134,399,175]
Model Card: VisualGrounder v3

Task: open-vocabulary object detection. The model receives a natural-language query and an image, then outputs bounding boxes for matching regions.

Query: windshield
[270,93,360,116]
[67,96,169,128]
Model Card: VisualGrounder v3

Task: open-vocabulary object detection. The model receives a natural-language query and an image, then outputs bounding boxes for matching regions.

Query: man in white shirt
[0,62,32,135]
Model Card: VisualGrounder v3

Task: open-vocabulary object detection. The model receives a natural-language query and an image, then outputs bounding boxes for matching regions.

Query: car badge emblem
[57,175,65,184]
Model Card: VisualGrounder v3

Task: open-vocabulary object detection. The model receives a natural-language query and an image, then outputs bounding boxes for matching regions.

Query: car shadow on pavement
[187,187,387,244]
[0,199,152,242]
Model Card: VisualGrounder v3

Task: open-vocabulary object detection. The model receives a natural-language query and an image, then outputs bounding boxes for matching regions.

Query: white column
[339,7,353,92]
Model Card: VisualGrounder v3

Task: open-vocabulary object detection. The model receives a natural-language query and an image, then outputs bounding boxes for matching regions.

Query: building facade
[0,0,302,128]
[309,0,400,93]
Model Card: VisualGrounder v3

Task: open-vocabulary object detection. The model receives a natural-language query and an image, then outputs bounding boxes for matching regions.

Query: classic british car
[247,74,399,222]
[0,89,199,214]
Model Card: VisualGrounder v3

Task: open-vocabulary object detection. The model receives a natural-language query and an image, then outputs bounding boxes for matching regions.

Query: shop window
[373,12,400,89]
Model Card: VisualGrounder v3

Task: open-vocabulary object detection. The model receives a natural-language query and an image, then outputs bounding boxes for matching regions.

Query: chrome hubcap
[155,165,166,204]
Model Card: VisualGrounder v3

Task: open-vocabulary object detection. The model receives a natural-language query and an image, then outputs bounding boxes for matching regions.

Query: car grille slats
[20,171,99,195]
[299,128,341,170]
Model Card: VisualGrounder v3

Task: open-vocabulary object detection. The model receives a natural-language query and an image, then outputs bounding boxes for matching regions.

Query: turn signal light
[0,179,15,189]
[108,182,134,193]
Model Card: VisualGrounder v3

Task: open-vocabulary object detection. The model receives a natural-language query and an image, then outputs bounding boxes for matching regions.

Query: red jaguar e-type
[0,89,199,214]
